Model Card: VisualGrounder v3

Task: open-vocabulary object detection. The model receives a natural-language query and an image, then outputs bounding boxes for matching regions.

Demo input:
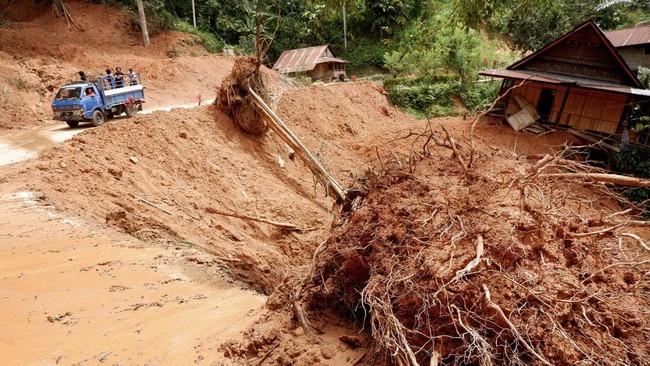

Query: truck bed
[104,85,145,106]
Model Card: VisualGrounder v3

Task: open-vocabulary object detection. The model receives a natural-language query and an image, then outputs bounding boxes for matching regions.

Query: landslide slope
[7,81,416,295]
[0,0,233,129]
[3,74,606,364]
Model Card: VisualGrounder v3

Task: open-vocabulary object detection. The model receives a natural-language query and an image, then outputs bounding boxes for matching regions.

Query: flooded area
[0,188,266,365]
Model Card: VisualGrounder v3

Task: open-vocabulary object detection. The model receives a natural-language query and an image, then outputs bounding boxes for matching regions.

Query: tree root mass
[298,141,650,366]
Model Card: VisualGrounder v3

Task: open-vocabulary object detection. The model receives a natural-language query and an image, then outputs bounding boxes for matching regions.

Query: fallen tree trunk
[248,87,346,201]
[539,173,650,187]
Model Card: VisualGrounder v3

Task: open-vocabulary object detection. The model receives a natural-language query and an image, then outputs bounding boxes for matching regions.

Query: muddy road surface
[0,186,265,365]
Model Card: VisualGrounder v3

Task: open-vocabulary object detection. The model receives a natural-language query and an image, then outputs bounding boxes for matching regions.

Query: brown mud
[1,1,648,365]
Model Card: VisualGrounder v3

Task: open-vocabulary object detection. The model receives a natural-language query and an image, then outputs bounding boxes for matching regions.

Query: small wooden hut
[273,45,348,82]
[480,20,650,146]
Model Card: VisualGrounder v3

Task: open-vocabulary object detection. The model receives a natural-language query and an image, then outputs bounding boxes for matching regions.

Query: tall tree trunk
[136,0,150,48]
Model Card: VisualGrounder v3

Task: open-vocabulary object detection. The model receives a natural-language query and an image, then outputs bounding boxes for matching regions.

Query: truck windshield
[55,87,82,100]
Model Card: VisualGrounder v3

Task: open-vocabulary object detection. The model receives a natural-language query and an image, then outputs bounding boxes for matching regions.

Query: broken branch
[441,125,468,174]
[539,173,650,187]
[204,207,301,232]
[134,195,174,216]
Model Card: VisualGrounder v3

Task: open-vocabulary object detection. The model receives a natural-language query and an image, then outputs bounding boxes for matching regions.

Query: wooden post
[192,0,197,28]
[554,85,571,126]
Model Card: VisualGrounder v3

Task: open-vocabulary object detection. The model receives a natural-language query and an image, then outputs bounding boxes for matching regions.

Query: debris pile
[297,132,650,365]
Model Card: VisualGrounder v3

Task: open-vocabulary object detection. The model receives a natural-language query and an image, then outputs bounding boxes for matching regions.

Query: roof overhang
[315,57,349,65]
[480,69,650,98]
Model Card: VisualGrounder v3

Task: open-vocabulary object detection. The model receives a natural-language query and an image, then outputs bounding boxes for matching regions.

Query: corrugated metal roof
[605,25,650,47]
[317,57,349,64]
[273,45,347,73]
[480,69,650,97]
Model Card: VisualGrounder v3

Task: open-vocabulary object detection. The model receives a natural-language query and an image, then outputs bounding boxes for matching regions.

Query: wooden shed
[273,45,348,82]
[605,24,650,71]
[480,20,650,145]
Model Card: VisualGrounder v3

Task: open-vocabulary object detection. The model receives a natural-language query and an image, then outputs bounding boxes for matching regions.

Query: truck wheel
[125,104,138,118]
[91,110,105,127]
[66,121,79,128]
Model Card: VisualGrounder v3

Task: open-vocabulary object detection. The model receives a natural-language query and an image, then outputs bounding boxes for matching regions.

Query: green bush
[384,74,459,89]
[342,38,391,71]
[614,144,650,216]
[385,81,459,118]
[176,21,224,53]
[384,76,501,118]
[458,81,500,113]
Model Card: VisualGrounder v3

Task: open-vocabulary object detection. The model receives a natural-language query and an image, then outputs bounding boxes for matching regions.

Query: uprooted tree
[216,0,279,135]
[287,125,650,365]
[214,1,346,200]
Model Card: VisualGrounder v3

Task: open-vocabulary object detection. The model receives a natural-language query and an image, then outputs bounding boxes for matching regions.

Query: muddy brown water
[0,189,265,365]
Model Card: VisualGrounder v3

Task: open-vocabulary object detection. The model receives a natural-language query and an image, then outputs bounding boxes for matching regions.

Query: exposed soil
[0,188,265,365]
[0,0,233,130]
[1,1,648,365]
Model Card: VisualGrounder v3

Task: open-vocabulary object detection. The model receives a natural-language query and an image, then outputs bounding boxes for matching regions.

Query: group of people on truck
[78,67,140,89]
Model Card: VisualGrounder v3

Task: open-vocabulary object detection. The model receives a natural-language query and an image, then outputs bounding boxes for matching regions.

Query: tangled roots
[301,137,650,366]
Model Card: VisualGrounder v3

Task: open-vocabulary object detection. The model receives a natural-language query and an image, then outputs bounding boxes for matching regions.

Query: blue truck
[51,79,145,127]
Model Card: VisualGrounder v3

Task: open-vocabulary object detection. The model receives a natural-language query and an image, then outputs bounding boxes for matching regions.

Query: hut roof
[605,25,650,48]
[499,20,643,89]
[273,45,347,73]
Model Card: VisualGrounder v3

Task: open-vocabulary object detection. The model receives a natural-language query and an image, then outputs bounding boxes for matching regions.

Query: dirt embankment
[5,81,412,295]
[0,0,233,129]
[6,70,632,364]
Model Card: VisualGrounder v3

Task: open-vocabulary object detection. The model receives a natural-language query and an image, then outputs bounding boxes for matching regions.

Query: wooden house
[273,45,348,82]
[605,24,650,71]
[480,20,650,145]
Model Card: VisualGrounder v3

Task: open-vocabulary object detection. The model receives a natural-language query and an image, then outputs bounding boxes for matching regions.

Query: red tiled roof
[605,25,650,47]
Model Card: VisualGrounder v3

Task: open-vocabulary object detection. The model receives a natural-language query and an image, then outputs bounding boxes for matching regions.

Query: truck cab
[52,79,144,128]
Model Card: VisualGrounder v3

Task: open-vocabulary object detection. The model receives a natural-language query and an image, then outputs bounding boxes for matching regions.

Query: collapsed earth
[1,1,648,365]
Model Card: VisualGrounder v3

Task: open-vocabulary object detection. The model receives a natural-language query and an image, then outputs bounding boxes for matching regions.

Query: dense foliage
[93,0,649,116]
[614,144,650,216]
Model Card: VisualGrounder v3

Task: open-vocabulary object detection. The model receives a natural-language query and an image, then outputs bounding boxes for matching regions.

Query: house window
[645,44,650,54]
[329,63,344,71]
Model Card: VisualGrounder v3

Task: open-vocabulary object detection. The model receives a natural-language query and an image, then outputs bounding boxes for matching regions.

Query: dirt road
[0,100,214,167]
[0,186,265,365]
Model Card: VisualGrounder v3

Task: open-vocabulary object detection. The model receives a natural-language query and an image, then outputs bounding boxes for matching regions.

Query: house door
[537,89,556,121]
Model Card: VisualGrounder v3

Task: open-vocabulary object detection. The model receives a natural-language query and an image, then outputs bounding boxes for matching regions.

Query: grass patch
[176,21,224,54]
